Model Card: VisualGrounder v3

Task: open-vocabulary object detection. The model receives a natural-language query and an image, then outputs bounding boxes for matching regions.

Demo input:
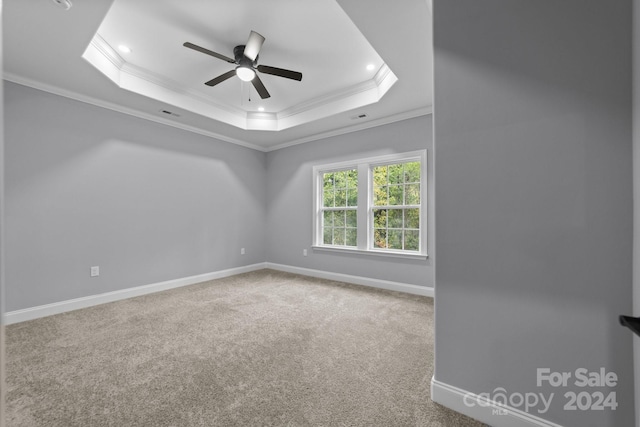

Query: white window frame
[312,150,428,260]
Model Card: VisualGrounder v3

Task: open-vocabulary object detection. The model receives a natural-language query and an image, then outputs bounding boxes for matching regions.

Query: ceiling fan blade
[257,65,303,81]
[243,31,265,61]
[205,70,237,87]
[183,42,235,63]
[251,75,271,99]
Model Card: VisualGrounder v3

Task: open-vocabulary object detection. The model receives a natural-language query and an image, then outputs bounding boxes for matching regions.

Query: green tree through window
[321,169,358,247]
[372,161,420,251]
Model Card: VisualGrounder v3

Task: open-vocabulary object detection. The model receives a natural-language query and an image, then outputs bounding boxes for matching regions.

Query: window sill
[311,245,428,260]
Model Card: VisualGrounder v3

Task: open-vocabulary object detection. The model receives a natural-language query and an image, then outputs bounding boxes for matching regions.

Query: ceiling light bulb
[366,64,375,71]
[258,107,265,112]
[236,67,256,82]
[51,0,72,10]
[118,45,131,54]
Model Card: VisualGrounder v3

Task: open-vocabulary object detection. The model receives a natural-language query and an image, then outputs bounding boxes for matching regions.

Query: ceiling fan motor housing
[234,45,257,67]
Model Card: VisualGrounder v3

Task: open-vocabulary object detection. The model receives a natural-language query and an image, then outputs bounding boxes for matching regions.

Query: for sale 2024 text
[537,368,618,411]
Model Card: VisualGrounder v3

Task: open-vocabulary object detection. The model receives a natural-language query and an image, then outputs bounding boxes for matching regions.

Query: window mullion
[314,171,322,246]
[357,163,369,250]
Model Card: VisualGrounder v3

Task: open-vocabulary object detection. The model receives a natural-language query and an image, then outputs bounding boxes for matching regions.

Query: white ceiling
[4,0,433,151]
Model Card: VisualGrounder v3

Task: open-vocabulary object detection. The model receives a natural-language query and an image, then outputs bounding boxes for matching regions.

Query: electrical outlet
[90,266,99,277]
[240,248,246,255]
[303,249,308,257]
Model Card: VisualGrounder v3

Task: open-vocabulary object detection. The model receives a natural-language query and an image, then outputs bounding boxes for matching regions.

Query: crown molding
[83,33,399,132]
[4,72,432,153]
[265,105,433,152]
[2,73,267,152]
[277,64,391,120]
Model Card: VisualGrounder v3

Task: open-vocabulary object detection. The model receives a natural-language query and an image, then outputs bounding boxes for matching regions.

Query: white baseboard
[5,262,430,324]
[5,263,268,325]
[431,378,563,427]
[265,262,434,297]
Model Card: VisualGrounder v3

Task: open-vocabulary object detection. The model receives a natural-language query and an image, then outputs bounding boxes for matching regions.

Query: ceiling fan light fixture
[236,66,256,82]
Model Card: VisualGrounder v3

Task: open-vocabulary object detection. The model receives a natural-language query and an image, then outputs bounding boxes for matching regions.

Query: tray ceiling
[4,0,432,150]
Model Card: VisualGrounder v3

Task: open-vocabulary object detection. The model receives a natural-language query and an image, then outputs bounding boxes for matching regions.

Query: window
[313,151,427,258]
[321,169,358,247]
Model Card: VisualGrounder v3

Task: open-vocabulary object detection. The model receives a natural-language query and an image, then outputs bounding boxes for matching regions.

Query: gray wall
[5,82,267,312]
[265,116,434,287]
[634,0,640,425]
[433,1,634,426]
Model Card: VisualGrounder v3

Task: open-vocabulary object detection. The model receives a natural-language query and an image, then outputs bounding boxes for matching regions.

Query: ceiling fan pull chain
[243,80,252,103]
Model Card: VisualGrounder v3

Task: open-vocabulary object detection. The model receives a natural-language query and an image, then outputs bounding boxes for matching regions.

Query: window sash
[320,206,358,247]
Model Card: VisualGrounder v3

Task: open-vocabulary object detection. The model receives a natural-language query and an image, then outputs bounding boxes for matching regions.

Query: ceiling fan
[183,31,303,99]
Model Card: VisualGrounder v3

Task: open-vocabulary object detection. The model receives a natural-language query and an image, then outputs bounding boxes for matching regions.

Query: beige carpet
[6,269,484,426]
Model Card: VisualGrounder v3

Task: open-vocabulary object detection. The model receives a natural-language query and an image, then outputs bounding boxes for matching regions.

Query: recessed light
[118,45,132,54]
[51,0,72,10]
[258,107,265,112]
[366,64,375,71]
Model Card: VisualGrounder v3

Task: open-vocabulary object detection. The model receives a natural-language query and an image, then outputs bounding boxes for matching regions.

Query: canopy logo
[463,388,554,414]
